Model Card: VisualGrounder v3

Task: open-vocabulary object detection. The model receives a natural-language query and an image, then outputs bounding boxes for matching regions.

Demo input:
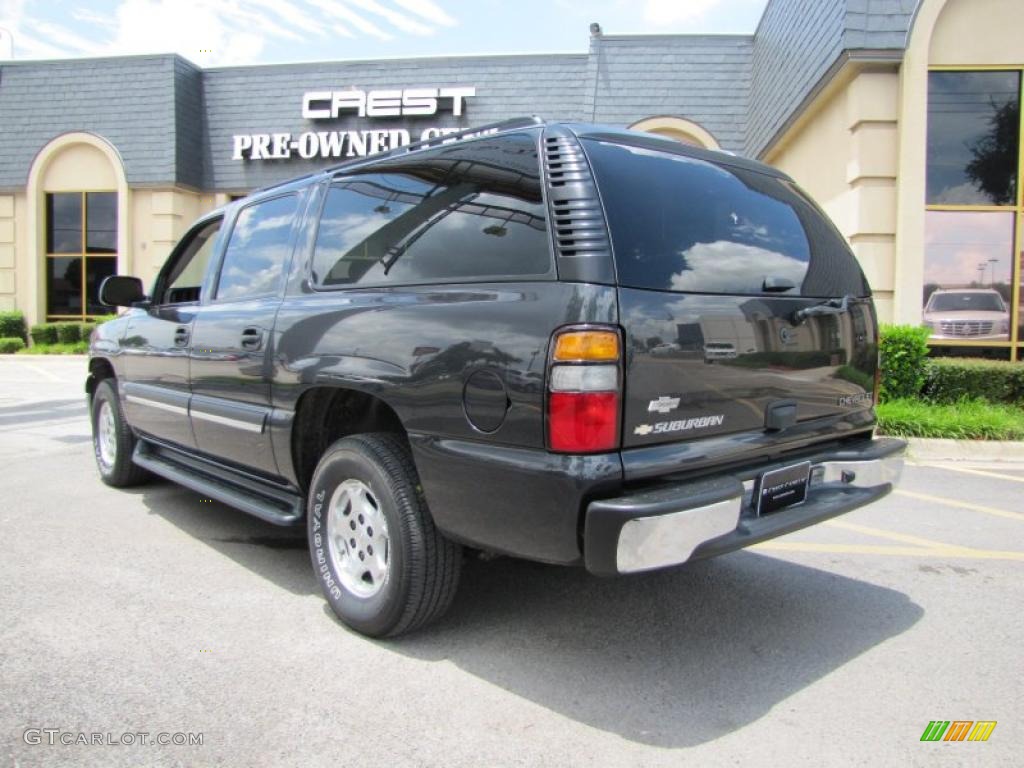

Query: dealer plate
[754,461,811,516]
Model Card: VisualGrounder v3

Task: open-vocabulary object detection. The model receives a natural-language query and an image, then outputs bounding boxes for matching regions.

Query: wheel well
[86,358,116,398]
[291,387,407,493]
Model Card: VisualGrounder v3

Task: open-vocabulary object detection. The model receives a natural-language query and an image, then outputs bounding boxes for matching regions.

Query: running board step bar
[132,440,303,526]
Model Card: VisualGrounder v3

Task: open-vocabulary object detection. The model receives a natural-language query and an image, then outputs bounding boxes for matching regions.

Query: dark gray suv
[88,117,905,637]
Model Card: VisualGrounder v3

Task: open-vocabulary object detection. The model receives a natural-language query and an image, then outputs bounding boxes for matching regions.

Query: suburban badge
[634,415,725,436]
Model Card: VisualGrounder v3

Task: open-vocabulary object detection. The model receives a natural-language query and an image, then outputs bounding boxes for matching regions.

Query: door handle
[240,327,263,351]
[173,326,190,347]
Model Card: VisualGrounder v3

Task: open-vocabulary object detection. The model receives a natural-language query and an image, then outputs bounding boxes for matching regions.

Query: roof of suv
[567,123,790,180]
[248,117,791,199]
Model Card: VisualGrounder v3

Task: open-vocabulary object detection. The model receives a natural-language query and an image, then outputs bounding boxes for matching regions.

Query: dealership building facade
[0,0,1021,359]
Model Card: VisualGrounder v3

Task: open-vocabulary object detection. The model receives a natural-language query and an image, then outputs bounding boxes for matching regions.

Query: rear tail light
[547,328,621,453]
[553,330,620,362]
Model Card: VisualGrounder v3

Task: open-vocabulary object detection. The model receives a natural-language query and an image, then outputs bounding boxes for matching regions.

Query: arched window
[628,117,721,150]
[27,133,127,321]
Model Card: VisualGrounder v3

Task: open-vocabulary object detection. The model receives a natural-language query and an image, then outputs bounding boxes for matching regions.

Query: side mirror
[99,275,148,308]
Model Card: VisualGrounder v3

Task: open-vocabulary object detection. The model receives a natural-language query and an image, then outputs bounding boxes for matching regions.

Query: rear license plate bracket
[753,461,811,516]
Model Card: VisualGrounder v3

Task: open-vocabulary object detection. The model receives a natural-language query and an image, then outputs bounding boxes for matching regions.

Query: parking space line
[752,541,1024,561]
[11,361,63,382]
[920,464,1024,484]
[895,490,1024,522]
[823,519,951,549]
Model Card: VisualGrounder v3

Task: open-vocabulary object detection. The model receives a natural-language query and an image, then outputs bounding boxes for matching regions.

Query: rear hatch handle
[791,294,859,325]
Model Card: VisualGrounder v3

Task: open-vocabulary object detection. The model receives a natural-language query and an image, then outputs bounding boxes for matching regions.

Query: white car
[650,342,681,356]
[703,342,738,363]
[923,289,1010,340]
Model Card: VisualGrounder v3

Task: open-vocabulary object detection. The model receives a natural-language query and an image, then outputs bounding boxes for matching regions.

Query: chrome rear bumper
[584,437,906,576]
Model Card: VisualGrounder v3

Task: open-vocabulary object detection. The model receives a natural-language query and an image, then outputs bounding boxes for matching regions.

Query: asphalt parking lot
[1,356,1021,767]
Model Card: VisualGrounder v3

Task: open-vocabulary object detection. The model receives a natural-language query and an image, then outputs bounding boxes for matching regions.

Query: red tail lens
[548,392,619,453]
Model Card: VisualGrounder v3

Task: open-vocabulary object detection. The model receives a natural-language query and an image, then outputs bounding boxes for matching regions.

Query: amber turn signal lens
[553,331,620,362]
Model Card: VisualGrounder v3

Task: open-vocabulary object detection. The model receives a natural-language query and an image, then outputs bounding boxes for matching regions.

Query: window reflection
[86,192,117,253]
[45,191,119,319]
[46,193,82,254]
[47,257,80,315]
[85,257,116,315]
[312,133,550,287]
[1019,238,1024,342]
[216,195,298,300]
[927,71,1021,205]
[582,138,868,297]
[923,212,1013,341]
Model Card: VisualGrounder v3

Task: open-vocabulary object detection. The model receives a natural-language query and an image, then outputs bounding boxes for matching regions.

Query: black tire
[90,379,149,488]
[307,433,461,637]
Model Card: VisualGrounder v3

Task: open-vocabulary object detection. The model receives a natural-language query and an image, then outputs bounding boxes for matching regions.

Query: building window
[627,116,720,150]
[45,191,117,320]
[925,69,1023,360]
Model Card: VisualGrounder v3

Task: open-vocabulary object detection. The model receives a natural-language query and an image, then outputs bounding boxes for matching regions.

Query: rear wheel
[90,379,149,487]
[307,433,461,637]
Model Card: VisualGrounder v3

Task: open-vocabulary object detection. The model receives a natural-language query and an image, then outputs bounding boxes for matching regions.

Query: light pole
[977,263,987,285]
[988,258,999,286]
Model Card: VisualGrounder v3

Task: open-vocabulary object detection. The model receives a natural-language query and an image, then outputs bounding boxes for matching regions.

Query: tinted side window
[160,219,222,304]
[583,139,868,297]
[312,132,550,287]
[216,194,299,300]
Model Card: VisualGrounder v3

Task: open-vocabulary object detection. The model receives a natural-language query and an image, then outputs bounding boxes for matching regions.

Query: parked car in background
[923,288,1010,340]
[650,342,681,356]
[87,118,905,638]
[703,342,738,363]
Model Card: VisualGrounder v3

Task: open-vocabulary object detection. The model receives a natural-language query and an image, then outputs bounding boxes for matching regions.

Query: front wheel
[90,379,149,487]
[307,433,461,637]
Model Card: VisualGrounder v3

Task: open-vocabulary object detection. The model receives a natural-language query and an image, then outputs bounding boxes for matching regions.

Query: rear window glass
[583,139,868,297]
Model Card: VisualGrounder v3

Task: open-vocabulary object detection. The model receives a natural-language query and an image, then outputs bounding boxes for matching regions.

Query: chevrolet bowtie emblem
[634,424,654,435]
[647,396,680,414]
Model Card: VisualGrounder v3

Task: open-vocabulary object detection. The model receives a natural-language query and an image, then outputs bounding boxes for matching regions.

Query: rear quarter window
[582,139,869,298]
[311,131,552,288]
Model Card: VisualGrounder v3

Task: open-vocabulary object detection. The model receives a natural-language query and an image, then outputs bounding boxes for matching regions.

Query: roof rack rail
[250,116,545,196]
[321,115,546,175]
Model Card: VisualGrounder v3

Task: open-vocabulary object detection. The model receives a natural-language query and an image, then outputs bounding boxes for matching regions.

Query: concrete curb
[906,437,1024,463]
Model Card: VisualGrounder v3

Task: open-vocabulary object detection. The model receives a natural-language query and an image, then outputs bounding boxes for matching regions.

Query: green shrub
[0,336,26,353]
[878,325,931,402]
[78,322,96,342]
[16,341,88,355]
[924,357,1024,405]
[0,310,27,343]
[29,323,59,345]
[53,322,82,344]
[877,398,1024,441]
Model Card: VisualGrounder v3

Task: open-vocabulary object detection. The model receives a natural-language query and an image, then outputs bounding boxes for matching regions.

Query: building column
[845,71,900,322]
[0,195,14,311]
